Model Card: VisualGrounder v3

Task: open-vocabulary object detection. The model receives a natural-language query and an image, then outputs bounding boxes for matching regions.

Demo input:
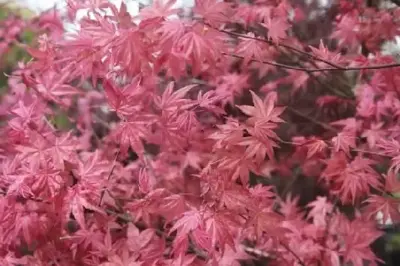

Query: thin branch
[206,22,344,70]
[187,238,209,260]
[279,241,306,266]
[322,62,400,71]
[224,52,400,72]
[352,148,390,157]
[224,52,315,72]
[286,106,338,132]
[98,150,120,206]
[210,22,400,71]
[277,47,354,98]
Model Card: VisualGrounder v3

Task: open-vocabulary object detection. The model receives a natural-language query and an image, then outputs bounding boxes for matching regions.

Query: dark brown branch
[99,150,120,206]
[276,47,354,98]
[224,53,315,72]
[208,22,344,70]
[207,20,355,97]
[285,106,338,133]
[212,22,400,72]
[279,241,306,266]
[224,52,400,72]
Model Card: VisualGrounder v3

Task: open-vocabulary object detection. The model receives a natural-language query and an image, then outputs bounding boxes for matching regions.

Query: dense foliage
[2,0,400,265]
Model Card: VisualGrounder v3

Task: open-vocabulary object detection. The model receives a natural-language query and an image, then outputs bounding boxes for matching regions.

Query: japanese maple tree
[2,0,400,265]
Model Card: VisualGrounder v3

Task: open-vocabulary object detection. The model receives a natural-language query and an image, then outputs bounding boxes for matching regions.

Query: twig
[286,106,338,132]
[352,148,390,157]
[224,52,400,72]
[210,22,400,72]
[98,149,120,206]
[277,48,354,98]
[279,241,306,266]
[206,22,343,70]
[224,52,317,72]
[187,237,209,260]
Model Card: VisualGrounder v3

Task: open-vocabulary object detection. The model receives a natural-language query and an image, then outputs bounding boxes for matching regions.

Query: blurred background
[0,0,195,14]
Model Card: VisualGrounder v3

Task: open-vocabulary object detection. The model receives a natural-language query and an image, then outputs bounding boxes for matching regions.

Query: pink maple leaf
[305,138,328,159]
[65,188,105,229]
[331,131,356,156]
[140,0,179,20]
[261,16,291,43]
[170,209,203,237]
[154,82,197,112]
[307,196,333,227]
[236,33,269,66]
[331,13,360,48]
[194,0,233,27]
